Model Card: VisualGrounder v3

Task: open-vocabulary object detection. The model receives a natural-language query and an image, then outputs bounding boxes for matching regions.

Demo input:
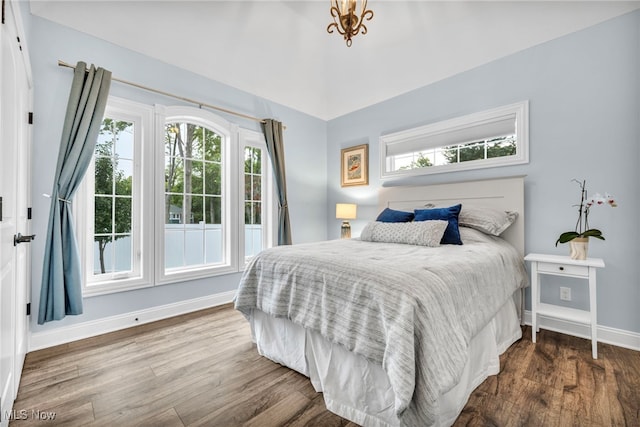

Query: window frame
[238,128,276,266]
[77,98,276,296]
[76,97,154,297]
[154,105,239,285]
[379,101,529,179]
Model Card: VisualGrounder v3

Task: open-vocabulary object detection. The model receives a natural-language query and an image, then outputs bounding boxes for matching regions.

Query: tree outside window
[443,136,516,164]
[94,118,133,274]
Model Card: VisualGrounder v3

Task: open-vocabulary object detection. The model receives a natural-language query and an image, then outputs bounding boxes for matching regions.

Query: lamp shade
[336,203,357,220]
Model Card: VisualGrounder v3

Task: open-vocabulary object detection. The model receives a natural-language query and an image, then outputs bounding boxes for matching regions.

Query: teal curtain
[38,62,112,324]
[262,119,292,245]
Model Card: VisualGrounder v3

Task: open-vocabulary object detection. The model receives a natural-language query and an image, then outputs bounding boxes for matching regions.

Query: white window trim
[238,128,276,267]
[154,105,239,285]
[76,97,154,297]
[380,101,529,179]
[77,99,276,296]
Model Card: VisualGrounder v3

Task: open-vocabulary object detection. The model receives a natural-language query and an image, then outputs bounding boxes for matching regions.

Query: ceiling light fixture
[327,0,374,47]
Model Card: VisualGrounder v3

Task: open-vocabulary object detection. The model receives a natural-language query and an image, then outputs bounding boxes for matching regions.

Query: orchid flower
[555,179,618,246]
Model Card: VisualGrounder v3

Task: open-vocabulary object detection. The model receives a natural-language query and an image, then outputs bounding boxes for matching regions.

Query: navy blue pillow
[376,208,414,223]
[414,204,463,245]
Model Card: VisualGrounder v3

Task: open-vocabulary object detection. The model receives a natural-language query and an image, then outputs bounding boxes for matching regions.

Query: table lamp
[336,203,357,239]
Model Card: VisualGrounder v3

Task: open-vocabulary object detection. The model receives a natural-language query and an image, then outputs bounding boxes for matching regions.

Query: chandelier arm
[327,21,348,36]
[327,0,374,46]
[351,6,373,36]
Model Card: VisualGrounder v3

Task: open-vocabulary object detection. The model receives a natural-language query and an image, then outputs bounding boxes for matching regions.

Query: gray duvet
[234,229,527,426]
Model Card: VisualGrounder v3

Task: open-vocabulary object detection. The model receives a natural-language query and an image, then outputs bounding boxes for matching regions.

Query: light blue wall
[327,10,640,334]
[23,9,640,336]
[26,15,328,333]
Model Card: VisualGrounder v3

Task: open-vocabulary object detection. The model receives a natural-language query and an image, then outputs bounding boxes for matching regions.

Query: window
[94,119,134,274]
[77,98,274,295]
[244,146,263,259]
[380,101,529,179]
[76,98,153,295]
[162,119,225,271]
[240,129,274,262]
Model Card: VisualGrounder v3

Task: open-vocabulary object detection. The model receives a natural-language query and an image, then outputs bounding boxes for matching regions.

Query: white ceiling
[29,1,640,120]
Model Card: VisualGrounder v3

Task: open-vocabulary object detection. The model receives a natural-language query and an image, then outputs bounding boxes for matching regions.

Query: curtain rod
[58,60,270,126]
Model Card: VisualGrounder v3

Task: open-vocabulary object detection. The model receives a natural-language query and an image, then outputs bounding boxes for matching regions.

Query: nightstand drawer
[537,262,588,277]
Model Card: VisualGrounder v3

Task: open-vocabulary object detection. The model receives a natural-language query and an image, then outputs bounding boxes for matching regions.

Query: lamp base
[340,221,351,239]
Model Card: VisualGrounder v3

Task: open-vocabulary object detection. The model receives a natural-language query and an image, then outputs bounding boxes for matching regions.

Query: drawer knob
[559,266,564,271]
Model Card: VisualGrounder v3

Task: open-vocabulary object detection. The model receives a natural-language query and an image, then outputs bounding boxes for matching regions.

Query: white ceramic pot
[569,237,589,260]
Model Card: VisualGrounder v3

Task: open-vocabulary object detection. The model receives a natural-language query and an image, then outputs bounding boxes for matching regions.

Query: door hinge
[28,112,33,124]
[26,303,31,316]
[27,207,32,219]
[2,0,5,25]
[0,196,2,221]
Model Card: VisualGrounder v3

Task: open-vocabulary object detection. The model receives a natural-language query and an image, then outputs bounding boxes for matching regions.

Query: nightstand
[524,253,605,359]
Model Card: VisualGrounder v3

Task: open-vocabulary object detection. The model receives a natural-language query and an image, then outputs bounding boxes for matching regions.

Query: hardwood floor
[10,304,639,426]
[456,327,639,426]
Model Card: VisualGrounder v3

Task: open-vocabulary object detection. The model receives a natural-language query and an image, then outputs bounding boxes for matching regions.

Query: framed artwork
[341,144,369,187]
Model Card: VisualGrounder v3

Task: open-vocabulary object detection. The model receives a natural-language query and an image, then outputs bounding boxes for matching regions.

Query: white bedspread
[234,228,528,426]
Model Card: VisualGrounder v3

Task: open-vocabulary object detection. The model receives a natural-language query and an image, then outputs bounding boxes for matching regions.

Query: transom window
[392,135,516,171]
[380,101,529,179]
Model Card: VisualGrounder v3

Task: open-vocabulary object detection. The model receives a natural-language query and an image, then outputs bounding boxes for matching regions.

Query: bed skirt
[249,297,522,427]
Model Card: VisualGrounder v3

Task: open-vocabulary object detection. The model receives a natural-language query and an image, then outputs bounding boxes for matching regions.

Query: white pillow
[459,226,495,243]
[422,203,518,236]
[458,205,518,236]
[360,220,448,246]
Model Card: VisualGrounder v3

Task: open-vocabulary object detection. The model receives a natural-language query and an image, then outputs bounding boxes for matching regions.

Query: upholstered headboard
[378,176,525,256]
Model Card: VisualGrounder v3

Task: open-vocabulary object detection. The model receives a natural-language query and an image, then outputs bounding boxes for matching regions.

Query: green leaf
[581,229,603,239]
[555,231,579,246]
[556,229,607,246]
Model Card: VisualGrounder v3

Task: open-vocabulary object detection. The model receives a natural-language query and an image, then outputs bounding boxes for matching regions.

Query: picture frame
[341,143,369,187]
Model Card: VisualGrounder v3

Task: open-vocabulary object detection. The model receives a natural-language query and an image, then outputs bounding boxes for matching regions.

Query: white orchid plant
[555,179,617,246]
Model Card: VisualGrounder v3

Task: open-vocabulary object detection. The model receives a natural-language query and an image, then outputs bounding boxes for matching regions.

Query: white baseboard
[29,290,236,352]
[523,310,640,352]
[28,302,639,353]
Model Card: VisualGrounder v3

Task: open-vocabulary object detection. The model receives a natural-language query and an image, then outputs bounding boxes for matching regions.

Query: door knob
[14,233,35,246]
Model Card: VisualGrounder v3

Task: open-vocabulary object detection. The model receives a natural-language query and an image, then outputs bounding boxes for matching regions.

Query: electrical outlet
[560,287,571,301]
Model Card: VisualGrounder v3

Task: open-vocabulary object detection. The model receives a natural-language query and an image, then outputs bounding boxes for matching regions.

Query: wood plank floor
[10,304,640,426]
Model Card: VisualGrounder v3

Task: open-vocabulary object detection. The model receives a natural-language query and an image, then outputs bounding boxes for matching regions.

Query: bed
[234,176,528,427]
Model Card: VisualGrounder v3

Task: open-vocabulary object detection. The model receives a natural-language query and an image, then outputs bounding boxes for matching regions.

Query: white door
[0,2,32,425]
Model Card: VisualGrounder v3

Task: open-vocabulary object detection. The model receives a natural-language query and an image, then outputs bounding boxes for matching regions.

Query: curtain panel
[262,119,292,245]
[38,62,112,324]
